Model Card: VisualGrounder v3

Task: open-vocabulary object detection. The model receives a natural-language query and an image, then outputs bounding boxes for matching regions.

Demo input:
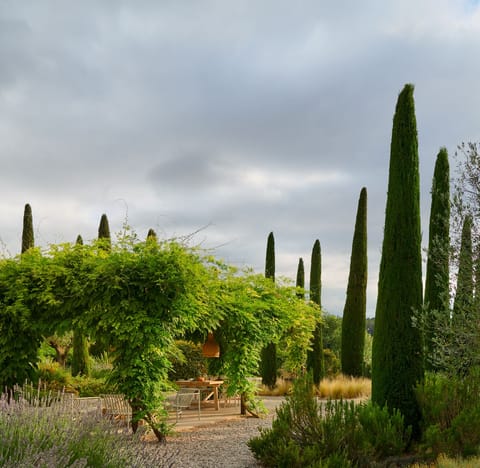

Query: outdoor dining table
[175,379,224,410]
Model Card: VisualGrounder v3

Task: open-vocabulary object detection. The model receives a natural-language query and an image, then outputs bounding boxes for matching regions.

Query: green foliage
[167,340,207,380]
[417,369,480,458]
[249,374,410,467]
[261,232,278,389]
[424,148,450,370]
[71,234,91,377]
[372,84,424,437]
[21,203,34,254]
[341,187,368,377]
[307,239,324,385]
[0,231,317,439]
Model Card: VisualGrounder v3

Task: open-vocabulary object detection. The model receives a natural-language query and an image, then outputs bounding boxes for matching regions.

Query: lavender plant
[0,384,176,467]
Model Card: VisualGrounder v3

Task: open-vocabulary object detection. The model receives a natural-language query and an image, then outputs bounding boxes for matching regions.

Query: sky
[1,1,480,317]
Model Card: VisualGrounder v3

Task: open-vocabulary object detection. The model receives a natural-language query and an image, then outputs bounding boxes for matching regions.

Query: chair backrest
[175,389,198,409]
[101,394,131,415]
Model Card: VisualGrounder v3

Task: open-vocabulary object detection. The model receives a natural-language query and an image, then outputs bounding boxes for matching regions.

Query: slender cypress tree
[71,234,90,376]
[453,215,473,320]
[307,239,324,385]
[341,187,368,377]
[261,232,277,388]
[146,228,158,242]
[372,84,424,437]
[98,213,111,251]
[21,203,34,253]
[424,148,450,368]
[296,257,305,299]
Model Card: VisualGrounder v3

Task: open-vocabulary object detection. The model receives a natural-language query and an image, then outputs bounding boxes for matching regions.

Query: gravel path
[143,414,274,467]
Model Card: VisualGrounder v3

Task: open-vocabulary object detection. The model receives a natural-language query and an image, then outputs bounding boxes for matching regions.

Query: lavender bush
[0,383,176,467]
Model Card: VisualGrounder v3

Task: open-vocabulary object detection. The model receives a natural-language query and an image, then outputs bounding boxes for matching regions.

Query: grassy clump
[317,374,371,400]
[257,374,371,400]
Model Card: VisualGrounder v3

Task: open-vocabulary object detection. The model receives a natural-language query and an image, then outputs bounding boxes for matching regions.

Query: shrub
[417,369,480,458]
[248,374,409,467]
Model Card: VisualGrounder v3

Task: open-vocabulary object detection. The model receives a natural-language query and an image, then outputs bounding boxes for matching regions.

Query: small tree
[260,232,277,388]
[307,239,324,384]
[341,187,368,377]
[21,204,34,253]
[372,84,424,437]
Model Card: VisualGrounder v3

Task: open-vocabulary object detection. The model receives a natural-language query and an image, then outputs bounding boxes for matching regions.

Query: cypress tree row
[341,187,368,377]
[21,203,34,253]
[260,232,277,388]
[307,239,324,385]
[424,148,450,368]
[296,257,305,299]
[71,234,90,377]
[371,84,424,437]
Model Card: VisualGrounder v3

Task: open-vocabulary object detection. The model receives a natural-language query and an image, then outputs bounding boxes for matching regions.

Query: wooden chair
[100,394,132,428]
[72,396,102,418]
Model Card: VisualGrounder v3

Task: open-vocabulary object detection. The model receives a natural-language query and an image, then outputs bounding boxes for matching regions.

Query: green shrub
[417,369,480,458]
[248,373,410,467]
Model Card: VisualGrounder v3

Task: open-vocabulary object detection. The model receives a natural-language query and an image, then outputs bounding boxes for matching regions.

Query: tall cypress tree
[372,84,424,437]
[341,187,368,377]
[261,232,277,388]
[307,239,324,385]
[453,215,473,320]
[424,148,450,368]
[21,203,34,253]
[71,234,90,376]
[296,257,305,299]
[98,213,111,251]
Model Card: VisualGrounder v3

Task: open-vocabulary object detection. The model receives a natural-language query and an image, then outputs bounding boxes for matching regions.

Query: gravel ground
[142,414,274,468]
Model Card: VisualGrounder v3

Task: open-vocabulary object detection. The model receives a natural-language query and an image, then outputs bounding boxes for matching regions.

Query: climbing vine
[0,235,317,442]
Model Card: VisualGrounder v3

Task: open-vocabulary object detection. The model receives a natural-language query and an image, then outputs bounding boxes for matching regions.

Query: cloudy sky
[1,1,480,316]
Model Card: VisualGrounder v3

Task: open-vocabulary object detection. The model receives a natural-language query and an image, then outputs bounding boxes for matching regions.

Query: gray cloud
[0,0,479,315]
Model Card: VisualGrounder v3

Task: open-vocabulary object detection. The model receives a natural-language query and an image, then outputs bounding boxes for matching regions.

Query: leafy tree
[21,203,34,253]
[71,234,90,377]
[296,257,305,299]
[261,232,277,389]
[307,239,324,385]
[424,148,450,369]
[372,84,424,437]
[341,187,368,377]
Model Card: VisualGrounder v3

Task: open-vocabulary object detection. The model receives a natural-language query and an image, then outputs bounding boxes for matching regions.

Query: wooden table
[176,380,224,410]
